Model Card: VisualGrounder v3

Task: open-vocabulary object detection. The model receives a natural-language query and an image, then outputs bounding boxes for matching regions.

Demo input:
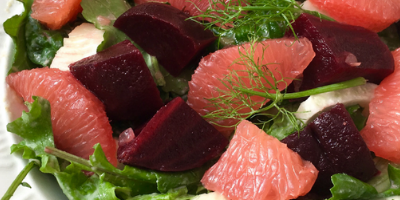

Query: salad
[1,0,400,199]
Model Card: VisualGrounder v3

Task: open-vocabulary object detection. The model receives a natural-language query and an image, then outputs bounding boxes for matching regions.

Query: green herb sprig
[190,0,333,44]
[201,41,366,132]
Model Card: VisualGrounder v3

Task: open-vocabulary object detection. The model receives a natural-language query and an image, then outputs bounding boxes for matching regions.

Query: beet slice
[114,2,216,76]
[69,40,163,122]
[282,103,377,195]
[285,13,394,91]
[117,97,229,171]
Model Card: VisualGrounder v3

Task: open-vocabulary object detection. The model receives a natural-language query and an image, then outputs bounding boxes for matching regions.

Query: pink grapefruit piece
[360,48,400,163]
[308,0,400,32]
[6,68,118,166]
[201,120,318,200]
[187,37,315,137]
[31,0,83,30]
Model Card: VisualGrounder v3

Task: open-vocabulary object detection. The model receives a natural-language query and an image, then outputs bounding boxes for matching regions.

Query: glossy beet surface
[114,2,216,76]
[286,13,394,91]
[282,103,377,195]
[117,97,229,171]
[70,40,163,122]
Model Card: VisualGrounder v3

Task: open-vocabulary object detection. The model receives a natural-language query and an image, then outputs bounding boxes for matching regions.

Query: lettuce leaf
[7,96,59,173]
[329,163,400,200]
[25,14,65,67]
[54,163,128,200]
[127,187,194,200]
[4,96,206,199]
[378,24,400,51]
[345,104,367,131]
[3,0,39,73]
[87,144,207,194]
[329,174,378,200]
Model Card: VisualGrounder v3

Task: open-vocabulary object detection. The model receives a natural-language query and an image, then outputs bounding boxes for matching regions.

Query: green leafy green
[138,45,194,100]
[7,96,59,173]
[25,15,65,66]
[381,165,400,197]
[20,182,32,188]
[54,164,125,200]
[345,104,367,131]
[195,0,333,44]
[127,187,194,200]
[214,10,287,44]
[160,67,194,100]
[379,24,400,51]
[89,145,207,193]
[261,102,300,140]
[388,165,400,186]
[330,163,400,200]
[3,97,208,200]
[2,97,59,200]
[81,0,131,51]
[212,20,286,46]
[46,144,207,196]
[329,174,378,200]
[3,0,39,73]
[265,113,296,140]
[142,54,166,86]
[87,144,159,196]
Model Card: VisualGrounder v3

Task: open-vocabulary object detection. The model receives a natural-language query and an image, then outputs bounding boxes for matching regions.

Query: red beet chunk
[285,13,394,91]
[117,97,228,171]
[69,40,163,122]
[114,2,216,76]
[282,103,377,195]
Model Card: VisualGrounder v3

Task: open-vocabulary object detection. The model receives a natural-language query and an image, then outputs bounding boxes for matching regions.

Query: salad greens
[345,105,368,131]
[25,15,65,67]
[330,164,400,200]
[196,0,333,44]
[4,0,74,73]
[3,97,206,200]
[3,0,39,73]
[7,96,59,174]
[3,96,58,200]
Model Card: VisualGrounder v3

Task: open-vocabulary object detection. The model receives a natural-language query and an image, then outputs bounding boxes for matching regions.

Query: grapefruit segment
[201,120,318,200]
[6,68,118,166]
[360,48,400,163]
[31,0,83,30]
[187,37,315,136]
[307,0,400,32]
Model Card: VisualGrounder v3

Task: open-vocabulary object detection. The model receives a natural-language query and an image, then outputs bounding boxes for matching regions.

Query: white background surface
[0,0,66,199]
